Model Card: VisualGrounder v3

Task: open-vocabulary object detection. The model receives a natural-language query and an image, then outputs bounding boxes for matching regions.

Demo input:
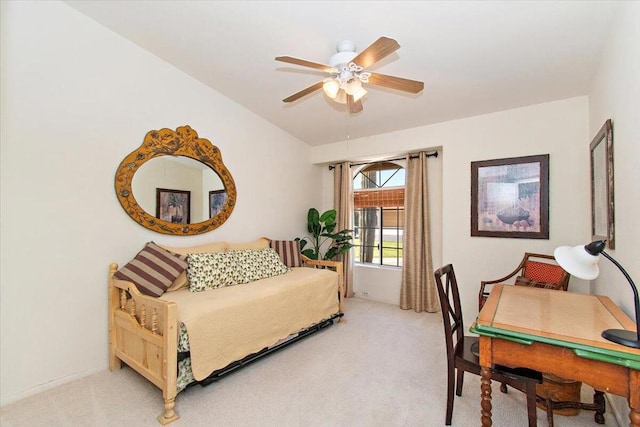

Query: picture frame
[590,119,614,249]
[209,189,227,218]
[471,154,549,239]
[156,188,190,224]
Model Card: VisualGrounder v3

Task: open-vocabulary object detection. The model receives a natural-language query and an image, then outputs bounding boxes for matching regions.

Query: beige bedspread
[160,267,339,380]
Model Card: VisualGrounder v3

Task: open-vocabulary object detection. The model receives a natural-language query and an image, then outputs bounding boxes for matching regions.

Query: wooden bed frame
[108,257,344,424]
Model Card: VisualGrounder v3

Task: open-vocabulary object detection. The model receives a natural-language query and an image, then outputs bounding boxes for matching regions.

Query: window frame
[352,161,406,268]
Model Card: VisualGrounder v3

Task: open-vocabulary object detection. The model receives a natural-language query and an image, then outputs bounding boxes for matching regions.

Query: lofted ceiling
[64,1,619,146]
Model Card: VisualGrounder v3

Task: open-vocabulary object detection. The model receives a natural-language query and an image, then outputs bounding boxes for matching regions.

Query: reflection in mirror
[115,125,236,235]
[132,156,225,224]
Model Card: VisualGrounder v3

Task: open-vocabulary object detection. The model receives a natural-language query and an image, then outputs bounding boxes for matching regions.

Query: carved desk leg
[631,370,640,427]
[481,366,493,426]
[593,390,605,424]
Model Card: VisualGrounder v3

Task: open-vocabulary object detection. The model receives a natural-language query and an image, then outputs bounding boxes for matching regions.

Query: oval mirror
[115,126,236,235]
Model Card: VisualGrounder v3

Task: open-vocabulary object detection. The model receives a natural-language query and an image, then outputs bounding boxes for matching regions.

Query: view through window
[353,162,405,267]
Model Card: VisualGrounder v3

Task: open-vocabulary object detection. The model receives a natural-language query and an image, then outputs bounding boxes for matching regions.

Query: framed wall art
[156,188,191,224]
[471,154,549,239]
[590,119,614,249]
[209,189,227,218]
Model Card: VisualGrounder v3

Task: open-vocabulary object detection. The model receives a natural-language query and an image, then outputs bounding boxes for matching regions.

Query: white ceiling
[65,1,619,146]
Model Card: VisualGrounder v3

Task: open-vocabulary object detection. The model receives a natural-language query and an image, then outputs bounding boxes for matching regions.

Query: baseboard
[0,367,104,407]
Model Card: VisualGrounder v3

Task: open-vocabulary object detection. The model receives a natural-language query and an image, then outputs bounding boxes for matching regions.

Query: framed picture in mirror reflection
[209,189,227,218]
[156,188,191,224]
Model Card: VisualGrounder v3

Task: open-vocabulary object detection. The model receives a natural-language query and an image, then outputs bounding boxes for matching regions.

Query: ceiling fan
[275,37,424,113]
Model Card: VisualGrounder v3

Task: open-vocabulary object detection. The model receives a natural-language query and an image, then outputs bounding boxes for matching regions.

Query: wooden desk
[471,285,640,427]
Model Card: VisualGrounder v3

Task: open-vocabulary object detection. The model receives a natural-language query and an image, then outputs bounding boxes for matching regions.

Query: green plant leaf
[319,209,336,224]
[301,248,317,259]
[325,223,337,234]
[324,247,338,260]
[338,244,354,254]
[307,208,320,234]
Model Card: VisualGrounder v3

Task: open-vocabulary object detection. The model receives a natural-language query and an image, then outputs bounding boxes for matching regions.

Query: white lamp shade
[554,245,600,280]
[333,89,347,104]
[343,78,361,96]
[351,84,367,102]
[322,79,340,99]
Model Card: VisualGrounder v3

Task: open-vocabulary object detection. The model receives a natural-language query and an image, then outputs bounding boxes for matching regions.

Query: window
[353,162,405,267]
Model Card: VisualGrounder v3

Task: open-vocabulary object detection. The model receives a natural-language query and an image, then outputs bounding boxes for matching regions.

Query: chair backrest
[434,264,464,356]
[520,253,570,291]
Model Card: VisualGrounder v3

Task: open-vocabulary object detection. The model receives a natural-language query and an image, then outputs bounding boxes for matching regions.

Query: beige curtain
[400,152,439,312]
[333,162,354,298]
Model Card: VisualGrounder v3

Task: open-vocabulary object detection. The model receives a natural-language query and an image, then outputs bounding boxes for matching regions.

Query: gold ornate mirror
[115,125,236,235]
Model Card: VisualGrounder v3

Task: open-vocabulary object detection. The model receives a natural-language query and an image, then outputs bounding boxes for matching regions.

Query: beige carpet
[1,297,618,427]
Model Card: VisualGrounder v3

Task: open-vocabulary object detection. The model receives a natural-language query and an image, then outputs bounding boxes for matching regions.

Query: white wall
[313,96,590,326]
[0,1,321,405]
[587,1,640,423]
[588,0,640,318]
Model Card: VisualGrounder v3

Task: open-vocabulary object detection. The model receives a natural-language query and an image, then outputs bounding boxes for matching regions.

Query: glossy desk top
[472,285,640,369]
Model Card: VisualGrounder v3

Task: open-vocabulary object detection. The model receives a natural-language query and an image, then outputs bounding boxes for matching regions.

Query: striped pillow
[114,242,188,297]
[269,240,303,268]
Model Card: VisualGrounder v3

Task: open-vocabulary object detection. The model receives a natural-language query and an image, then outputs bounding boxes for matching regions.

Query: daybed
[108,238,344,424]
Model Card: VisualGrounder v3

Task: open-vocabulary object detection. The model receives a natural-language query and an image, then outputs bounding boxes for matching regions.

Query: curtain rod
[328,151,438,170]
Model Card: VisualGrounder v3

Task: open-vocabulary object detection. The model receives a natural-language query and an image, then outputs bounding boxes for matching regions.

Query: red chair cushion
[523,260,566,285]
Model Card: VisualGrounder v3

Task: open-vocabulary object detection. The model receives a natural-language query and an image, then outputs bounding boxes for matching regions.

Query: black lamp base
[602,329,640,349]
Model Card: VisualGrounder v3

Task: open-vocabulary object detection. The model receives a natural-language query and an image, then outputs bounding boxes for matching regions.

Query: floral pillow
[186,252,244,292]
[231,248,290,283]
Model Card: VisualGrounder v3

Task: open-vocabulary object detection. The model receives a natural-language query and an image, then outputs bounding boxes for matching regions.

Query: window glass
[353,163,404,267]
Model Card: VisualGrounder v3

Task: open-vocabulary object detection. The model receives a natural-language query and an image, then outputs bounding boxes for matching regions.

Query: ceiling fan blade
[367,72,424,94]
[347,94,363,113]
[275,56,337,73]
[351,37,401,69]
[282,81,324,103]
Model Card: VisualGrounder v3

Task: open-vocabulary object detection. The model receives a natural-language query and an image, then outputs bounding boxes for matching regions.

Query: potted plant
[297,208,354,260]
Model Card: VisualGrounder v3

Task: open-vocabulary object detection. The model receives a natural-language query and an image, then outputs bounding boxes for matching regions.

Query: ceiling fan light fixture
[322,78,340,99]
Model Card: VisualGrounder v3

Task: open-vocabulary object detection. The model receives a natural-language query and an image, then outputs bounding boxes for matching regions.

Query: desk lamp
[555,240,640,349]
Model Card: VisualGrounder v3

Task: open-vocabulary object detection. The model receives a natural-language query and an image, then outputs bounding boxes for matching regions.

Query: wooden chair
[434,264,551,426]
[478,252,570,310]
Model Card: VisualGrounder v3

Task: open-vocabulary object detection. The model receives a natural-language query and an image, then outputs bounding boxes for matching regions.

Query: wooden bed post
[335,262,345,323]
[301,256,345,322]
[158,299,179,424]
[108,263,122,371]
